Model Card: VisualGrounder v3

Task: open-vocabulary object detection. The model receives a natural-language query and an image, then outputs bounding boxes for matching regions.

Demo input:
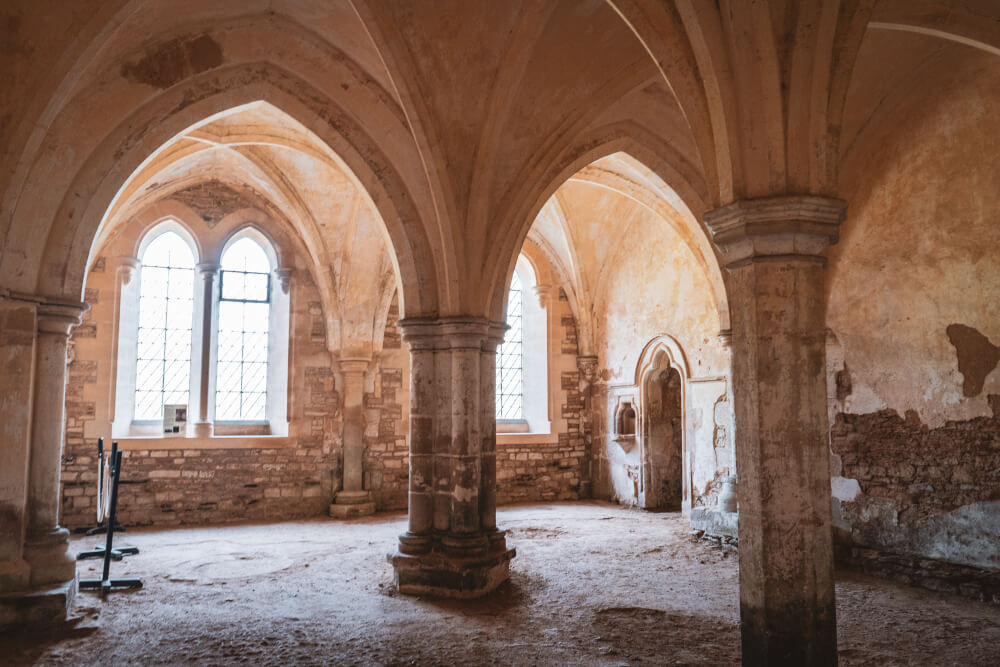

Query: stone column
[330,358,375,518]
[23,299,87,587]
[391,317,515,598]
[576,355,599,498]
[194,263,218,438]
[704,196,845,666]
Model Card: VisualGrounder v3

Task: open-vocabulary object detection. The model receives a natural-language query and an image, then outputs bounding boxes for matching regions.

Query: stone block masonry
[496,441,582,504]
[832,404,1000,562]
[62,445,335,529]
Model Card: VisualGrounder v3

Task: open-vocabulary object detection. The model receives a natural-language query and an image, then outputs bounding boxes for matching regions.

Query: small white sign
[163,404,188,434]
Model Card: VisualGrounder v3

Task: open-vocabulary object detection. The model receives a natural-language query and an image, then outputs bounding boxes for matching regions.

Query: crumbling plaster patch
[827,58,1000,428]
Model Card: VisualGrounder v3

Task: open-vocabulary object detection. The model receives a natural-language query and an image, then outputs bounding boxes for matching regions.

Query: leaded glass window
[496,271,524,420]
[134,232,195,420]
[216,237,271,421]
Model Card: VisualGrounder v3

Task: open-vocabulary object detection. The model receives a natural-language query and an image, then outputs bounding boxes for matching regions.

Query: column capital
[533,284,556,309]
[196,262,220,278]
[117,256,140,285]
[337,357,372,376]
[704,195,846,268]
[576,355,599,384]
[36,299,88,336]
[718,329,733,348]
[274,267,294,294]
[399,316,506,351]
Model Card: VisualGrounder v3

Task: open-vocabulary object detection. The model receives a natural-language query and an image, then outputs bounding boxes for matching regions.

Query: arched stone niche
[634,335,690,512]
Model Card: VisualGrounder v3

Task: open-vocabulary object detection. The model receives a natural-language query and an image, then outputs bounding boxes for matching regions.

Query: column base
[0,571,77,630]
[389,546,516,599]
[193,421,213,438]
[329,490,376,519]
[0,558,32,593]
[23,527,76,587]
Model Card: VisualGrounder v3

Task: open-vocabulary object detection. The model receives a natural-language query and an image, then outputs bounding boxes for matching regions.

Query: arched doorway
[641,363,683,511]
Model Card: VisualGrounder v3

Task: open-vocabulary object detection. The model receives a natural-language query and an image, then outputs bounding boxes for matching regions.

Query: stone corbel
[533,283,555,310]
[117,256,140,286]
[717,329,732,349]
[275,267,294,295]
[577,355,599,392]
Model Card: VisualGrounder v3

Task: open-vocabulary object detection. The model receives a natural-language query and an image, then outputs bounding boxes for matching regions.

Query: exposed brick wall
[61,252,344,531]
[62,360,341,530]
[364,363,409,511]
[64,446,334,529]
[496,297,583,504]
[832,406,1000,526]
[497,441,582,503]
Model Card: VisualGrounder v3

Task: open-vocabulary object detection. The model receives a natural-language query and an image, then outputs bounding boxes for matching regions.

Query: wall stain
[120,34,223,89]
[946,324,1000,397]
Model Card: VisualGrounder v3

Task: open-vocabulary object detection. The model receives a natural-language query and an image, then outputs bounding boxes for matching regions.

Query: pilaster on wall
[0,290,86,631]
[391,317,515,598]
[704,195,846,666]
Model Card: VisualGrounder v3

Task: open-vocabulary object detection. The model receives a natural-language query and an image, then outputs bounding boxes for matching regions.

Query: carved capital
[196,262,220,280]
[717,329,733,348]
[533,284,555,309]
[36,300,88,337]
[399,317,506,351]
[577,355,599,384]
[338,357,372,378]
[118,257,140,285]
[275,267,294,294]
[704,196,846,268]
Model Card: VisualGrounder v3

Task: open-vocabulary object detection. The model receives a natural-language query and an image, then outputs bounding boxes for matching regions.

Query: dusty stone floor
[4,501,1000,666]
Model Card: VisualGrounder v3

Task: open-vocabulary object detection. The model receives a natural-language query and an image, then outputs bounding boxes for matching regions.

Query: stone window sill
[497,433,556,445]
[116,435,294,451]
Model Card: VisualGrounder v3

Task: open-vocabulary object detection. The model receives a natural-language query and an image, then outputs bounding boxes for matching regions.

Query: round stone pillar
[330,358,375,518]
[391,317,515,598]
[705,196,845,666]
[23,299,87,587]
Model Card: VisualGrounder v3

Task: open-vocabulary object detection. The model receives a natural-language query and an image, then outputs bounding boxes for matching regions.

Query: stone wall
[830,402,1000,570]
[64,446,334,528]
[497,440,583,504]
[364,303,410,510]
[495,291,584,504]
[60,222,345,530]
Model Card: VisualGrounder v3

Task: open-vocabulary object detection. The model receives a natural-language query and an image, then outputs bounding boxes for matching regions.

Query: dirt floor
[3,501,1000,666]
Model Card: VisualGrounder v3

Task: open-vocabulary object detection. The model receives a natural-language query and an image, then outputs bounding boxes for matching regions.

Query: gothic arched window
[215,237,272,421]
[496,270,524,420]
[134,230,196,420]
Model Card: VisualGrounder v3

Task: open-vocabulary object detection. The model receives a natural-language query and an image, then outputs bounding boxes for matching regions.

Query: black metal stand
[77,438,138,560]
[80,447,143,594]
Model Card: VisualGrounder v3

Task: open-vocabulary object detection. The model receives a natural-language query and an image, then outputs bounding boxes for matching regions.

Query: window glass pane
[216,235,273,421]
[221,237,270,273]
[243,302,269,331]
[216,361,242,393]
[216,392,240,421]
[138,298,166,330]
[243,330,268,363]
[134,230,193,421]
[241,392,266,421]
[217,329,243,363]
[244,273,269,301]
[496,271,524,420]
[221,271,245,300]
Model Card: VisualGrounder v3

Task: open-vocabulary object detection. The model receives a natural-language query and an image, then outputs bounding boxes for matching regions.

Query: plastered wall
[827,55,1000,569]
